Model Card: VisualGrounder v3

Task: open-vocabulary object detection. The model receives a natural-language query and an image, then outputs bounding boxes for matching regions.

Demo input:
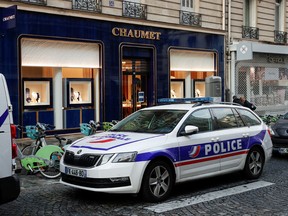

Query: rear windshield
[111,109,187,133]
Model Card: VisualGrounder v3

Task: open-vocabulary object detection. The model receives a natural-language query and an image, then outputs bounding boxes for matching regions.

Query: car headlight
[112,152,137,163]
[269,127,276,136]
[96,154,114,166]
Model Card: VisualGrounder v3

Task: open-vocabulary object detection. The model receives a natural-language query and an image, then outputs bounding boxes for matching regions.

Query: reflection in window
[237,109,261,126]
[232,108,245,127]
[112,110,187,134]
[212,108,238,129]
[183,109,212,132]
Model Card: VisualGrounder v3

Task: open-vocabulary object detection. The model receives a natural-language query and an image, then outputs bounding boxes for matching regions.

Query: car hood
[67,131,167,154]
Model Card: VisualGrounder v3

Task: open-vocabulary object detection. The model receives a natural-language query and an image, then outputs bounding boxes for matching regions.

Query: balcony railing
[180,11,201,27]
[122,1,147,19]
[274,30,287,44]
[72,0,102,12]
[13,0,47,5]
[242,26,259,40]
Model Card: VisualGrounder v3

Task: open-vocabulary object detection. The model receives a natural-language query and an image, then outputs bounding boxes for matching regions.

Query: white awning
[21,38,100,68]
[170,49,215,71]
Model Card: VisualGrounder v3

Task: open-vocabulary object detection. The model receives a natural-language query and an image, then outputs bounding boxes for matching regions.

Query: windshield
[284,113,288,119]
[111,109,187,133]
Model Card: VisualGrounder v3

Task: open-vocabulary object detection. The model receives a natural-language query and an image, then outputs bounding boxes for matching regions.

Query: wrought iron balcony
[242,26,259,40]
[13,0,47,5]
[274,30,287,44]
[72,0,102,12]
[180,11,201,27]
[123,1,147,19]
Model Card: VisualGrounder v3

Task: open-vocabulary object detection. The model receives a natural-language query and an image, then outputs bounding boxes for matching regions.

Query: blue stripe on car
[0,109,8,127]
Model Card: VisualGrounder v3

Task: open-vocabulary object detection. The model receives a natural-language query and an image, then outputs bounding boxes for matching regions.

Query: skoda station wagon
[60,98,273,202]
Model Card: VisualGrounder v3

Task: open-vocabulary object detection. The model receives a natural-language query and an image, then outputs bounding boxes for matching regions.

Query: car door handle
[211,137,220,142]
[242,133,249,137]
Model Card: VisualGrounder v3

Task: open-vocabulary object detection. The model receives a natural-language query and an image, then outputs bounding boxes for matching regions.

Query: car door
[210,107,249,171]
[177,108,221,180]
[0,74,13,179]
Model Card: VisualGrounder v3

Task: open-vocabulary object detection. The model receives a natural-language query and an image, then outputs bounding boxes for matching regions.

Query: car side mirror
[180,125,199,136]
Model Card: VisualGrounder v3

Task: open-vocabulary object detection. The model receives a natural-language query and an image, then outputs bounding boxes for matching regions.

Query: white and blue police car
[60,97,273,202]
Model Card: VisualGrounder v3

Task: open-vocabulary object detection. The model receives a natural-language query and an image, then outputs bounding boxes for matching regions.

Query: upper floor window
[275,0,285,31]
[244,0,257,27]
[181,0,199,12]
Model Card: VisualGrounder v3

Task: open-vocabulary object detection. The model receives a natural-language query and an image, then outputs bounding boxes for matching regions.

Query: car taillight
[267,128,271,137]
[11,124,17,159]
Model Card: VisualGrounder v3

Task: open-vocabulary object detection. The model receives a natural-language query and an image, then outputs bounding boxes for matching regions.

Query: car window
[232,108,245,127]
[111,109,187,133]
[212,108,238,129]
[237,108,261,126]
[283,113,288,119]
[182,109,213,132]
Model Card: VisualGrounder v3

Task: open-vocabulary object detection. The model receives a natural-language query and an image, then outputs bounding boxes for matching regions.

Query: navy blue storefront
[0,8,224,135]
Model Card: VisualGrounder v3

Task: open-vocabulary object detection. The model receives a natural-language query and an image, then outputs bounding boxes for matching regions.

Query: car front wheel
[244,147,264,179]
[141,160,174,202]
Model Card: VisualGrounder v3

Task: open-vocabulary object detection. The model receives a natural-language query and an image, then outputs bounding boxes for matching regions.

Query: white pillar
[94,69,100,122]
[185,73,191,98]
[53,68,63,129]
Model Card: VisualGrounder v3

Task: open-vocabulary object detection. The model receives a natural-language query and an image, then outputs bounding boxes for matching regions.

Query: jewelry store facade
[0,7,225,134]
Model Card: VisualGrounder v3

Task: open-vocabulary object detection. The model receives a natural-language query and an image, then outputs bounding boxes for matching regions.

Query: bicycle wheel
[39,151,63,179]
[21,145,36,156]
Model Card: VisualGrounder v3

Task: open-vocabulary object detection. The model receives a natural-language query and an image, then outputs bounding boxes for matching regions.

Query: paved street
[1,155,288,216]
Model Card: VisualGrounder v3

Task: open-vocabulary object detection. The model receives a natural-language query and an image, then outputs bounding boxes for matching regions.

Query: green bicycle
[17,122,71,179]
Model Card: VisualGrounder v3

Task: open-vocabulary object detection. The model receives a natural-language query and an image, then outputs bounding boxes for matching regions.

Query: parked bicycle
[17,122,72,179]
[80,120,118,136]
[260,114,282,126]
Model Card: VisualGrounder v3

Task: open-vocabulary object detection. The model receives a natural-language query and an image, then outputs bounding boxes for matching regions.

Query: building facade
[0,0,225,134]
[227,0,288,116]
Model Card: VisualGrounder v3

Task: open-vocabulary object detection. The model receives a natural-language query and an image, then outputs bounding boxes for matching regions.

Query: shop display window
[23,78,52,109]
[170,79,185,98]
[66,78,93,107]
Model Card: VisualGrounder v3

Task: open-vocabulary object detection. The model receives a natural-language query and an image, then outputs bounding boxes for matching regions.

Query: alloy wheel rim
[249,151,262,175]
[149,165,170,198]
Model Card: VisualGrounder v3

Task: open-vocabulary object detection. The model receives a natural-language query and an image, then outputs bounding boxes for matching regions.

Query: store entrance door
[122,59,148,118]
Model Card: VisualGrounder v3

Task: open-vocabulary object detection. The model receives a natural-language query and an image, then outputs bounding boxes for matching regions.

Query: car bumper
[271,136,288,154]
[60,161,147,194]
[271,136,288,147]
[0,174,20,204]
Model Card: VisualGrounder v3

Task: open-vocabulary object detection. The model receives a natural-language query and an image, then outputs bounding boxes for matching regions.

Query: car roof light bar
[157,97,214,104]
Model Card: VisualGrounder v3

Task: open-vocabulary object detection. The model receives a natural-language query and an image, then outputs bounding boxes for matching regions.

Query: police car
[60,97,273,202]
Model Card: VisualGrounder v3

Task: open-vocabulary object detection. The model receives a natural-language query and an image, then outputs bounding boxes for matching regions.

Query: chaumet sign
[112,27,161,40]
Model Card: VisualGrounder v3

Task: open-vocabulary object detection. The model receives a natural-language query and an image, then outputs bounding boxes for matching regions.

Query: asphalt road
[1,155,288,216]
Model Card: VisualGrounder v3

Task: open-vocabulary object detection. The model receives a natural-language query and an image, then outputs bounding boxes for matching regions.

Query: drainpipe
[222,0,226,30]
[227,0,232,101]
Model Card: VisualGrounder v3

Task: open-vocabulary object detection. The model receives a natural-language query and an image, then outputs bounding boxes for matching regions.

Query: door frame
[120,43,156,118]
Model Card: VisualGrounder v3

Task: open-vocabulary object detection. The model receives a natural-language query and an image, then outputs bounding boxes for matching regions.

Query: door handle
[211,137,220,142]
[242,133,249,137]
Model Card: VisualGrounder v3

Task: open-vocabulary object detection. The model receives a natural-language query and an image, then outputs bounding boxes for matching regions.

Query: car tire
[243,146,264,179]
[141,160,174,202]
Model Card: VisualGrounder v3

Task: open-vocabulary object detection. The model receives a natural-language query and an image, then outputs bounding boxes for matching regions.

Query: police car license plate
[65,167,87,178]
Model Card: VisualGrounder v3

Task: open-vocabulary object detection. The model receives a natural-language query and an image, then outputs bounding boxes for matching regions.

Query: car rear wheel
[141,160,174,202]
[244,147,264,179]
